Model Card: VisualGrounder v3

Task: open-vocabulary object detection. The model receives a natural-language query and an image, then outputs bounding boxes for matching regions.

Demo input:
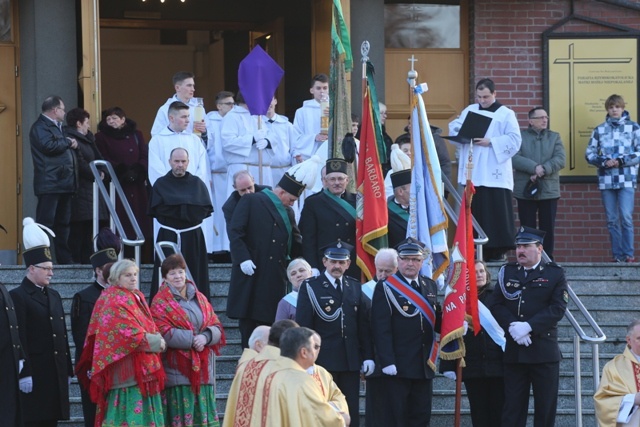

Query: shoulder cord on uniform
[498,265,521,301]
[305,282,343,322]
[383,283,421,318]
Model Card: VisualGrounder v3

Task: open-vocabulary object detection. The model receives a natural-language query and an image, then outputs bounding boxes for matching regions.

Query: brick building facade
[471,0,640,262]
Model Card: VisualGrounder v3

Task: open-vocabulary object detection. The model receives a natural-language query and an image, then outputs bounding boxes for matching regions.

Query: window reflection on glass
[0,0,11,42]
[384,4,460,49]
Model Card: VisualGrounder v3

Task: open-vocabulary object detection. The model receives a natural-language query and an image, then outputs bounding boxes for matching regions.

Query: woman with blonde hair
[77,259,166,426]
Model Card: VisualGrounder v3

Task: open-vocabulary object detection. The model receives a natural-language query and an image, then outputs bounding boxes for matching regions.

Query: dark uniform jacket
[371,273,440,379]
[440,285,503,380]
[71,281,105,362]
[29,114,78,195]
[488,261,567,364]
[299,190,360,279]
[11,277,73,422]
[387,196,409,249]
[227,191,301,323]
[296,273,373,372]
[0,284,24,427]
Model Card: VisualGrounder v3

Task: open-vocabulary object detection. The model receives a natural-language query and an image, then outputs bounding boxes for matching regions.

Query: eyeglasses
[531,116,548,120]
[33,265,54,272]
[219,102,235,106]
[399,257,423,264]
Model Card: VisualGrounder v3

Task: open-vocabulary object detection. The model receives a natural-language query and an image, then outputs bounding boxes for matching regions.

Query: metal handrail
[538,253,606,427]
[90,160,145,265]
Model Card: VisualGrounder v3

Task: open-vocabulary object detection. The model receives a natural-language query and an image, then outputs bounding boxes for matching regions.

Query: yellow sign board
[548,38,637,177]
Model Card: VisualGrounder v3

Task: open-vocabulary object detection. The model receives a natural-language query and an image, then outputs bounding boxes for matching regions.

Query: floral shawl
[150,280,225,394]
[76,286,165,426]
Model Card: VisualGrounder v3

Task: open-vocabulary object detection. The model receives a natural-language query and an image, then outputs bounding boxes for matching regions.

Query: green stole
[263,189,293,256]
[322,188,356,218]
[388,199,409,222]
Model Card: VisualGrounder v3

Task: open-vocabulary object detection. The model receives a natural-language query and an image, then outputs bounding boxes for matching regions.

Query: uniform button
[345,223,348,226]
[269,256,273,260]
[272,239,276,243]
[336,223,340,226]
[50,316,53,320]
[129,148,133,152]
[520,315,524,318]
[53,334,57,337]
[522,287,526,290]
[54,351,58,355]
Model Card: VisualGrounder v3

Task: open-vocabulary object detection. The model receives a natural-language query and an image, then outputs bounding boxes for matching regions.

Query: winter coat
[66,128,108,222]
[29,114,78,195]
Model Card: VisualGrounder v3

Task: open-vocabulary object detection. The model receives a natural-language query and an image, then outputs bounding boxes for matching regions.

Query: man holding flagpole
[370,237,440,427]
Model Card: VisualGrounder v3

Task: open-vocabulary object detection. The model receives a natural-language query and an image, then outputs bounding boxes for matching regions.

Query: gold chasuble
[261,357,345,427]
[223,346,282,427]
[310,364,349,414]
[595,347,640,427]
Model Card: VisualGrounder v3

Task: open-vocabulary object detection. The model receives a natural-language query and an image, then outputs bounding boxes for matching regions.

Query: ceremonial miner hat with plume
[278,155,323,197]
[90,228,122,269]
[22,217,53,267]
[389,143,412,189]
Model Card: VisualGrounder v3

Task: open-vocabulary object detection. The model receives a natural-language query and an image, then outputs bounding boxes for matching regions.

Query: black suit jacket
[11,277,72,422]
[487,261,567,364]
[371,273,439,379]
[71,281,105,362]
[296,273,373,372]
[299,190,360,279]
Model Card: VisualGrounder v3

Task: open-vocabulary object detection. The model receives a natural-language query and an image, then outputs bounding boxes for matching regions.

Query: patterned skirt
[101,385,165,427]
[164,384,220,427]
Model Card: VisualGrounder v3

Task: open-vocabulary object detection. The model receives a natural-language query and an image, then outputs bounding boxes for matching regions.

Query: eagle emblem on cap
[336,241,343,248]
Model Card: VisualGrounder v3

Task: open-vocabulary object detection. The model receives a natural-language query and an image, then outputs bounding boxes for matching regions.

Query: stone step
[3,261,635,427]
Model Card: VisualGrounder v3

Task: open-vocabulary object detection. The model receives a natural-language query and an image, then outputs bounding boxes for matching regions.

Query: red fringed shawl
[150,280,226,395]
[76,286,165,426]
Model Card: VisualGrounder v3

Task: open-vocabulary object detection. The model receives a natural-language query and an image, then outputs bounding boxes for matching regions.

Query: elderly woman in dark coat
[95,107,152,261]
[66,107,108,264]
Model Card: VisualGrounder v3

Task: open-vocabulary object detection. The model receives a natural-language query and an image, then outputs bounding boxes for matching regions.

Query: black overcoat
[10,277,72,422]
[299,190,360,279]
[227,191,301,323]
[0,284,24,427]
[386,196,408,249]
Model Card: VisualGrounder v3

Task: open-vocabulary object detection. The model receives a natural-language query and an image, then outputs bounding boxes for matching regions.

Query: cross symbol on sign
[492,169,502,179]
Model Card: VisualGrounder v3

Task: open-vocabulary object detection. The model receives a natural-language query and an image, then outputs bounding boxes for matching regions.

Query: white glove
[311,268,321,277]
[240,260,256,276]
[382,364,397,376]
[509,322,532,341]
[516,335,532,347]
[19,359,24,374]
[463,320,469,336]
[255,139,268,150]
[254,129,268,141]
[68,376,72,386]
[361,360,375,376]
[19,376,33,393]
[443,371,457,381]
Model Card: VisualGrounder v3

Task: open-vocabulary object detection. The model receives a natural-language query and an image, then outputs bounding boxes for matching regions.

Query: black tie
[335,279,342,293]
[411,280,420,291]
[268,119,275,123]
[41,286,48,296]
[524,269,532,278]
